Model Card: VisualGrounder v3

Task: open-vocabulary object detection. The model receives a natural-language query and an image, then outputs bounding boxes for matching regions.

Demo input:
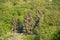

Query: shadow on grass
[52,30,60,40]
[34,35,40,40]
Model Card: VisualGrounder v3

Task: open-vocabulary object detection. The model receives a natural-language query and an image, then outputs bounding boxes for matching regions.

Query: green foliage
[23,34,35,40]
[0,0,60,40]
[0,28,5,36]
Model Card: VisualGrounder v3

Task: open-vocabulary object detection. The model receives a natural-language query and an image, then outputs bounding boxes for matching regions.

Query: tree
[34,9,42,27]
[11,15,18,33]
[23,11,35,34]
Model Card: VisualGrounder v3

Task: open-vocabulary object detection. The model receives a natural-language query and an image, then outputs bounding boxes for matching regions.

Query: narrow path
[0,32,24,40]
